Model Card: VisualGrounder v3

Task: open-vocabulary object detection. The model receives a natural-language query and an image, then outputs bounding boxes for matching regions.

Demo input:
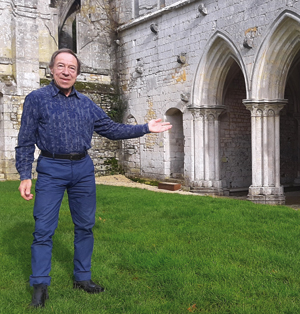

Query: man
[15,48,172,308]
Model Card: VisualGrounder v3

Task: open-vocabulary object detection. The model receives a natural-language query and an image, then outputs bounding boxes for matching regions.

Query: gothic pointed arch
[251,10,300,100]
[191,31,249,108]
[189,32,250,195]
[58,0,81,51]
[58,0,81,35]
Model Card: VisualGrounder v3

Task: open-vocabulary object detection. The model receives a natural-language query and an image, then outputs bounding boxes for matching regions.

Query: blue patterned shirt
[15,81,150,180]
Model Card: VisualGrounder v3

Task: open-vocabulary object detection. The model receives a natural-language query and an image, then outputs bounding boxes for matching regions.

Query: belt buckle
[69,153,77,160]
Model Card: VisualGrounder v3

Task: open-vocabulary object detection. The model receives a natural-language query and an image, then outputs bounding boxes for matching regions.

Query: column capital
[189,107,225,120]
[243,99,287,116]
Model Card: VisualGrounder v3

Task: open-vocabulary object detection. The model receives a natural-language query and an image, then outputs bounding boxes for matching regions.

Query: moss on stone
[129,177,159,186]
[40,78,117,94]
[39,79,125,122]
[104,157,124,175]
[0,75,15,83]
[74,81,116,94]
[40,78,51,86]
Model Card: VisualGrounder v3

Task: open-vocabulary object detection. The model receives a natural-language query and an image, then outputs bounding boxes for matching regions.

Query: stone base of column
[190,180,224,196]
[190,187,224,196]
[247,186,285,205]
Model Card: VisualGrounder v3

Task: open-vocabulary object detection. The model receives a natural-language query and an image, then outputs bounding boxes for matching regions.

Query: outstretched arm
[148,119,172,133]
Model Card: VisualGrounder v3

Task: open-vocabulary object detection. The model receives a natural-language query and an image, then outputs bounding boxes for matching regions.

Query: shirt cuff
[144,123,151,134]
[20,172,32,181]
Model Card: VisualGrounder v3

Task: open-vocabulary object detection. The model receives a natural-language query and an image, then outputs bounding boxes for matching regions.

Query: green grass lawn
[1,180,300,313]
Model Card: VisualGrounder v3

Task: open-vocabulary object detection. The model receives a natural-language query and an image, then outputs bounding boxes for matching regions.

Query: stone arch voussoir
[191,31,249,108]
[252,11,300,100]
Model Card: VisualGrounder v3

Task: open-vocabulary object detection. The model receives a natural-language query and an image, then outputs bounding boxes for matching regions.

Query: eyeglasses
[55,63,77,74]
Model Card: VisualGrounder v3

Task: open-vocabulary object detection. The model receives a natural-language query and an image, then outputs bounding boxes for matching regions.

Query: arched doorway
[220,63,251,192]
[281,52,300,186]
[165,108,184,180]
[190,32,249,195]
[248,12,300,204]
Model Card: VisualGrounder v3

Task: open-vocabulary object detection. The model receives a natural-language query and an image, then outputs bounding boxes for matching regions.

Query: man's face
[50,52,78,96]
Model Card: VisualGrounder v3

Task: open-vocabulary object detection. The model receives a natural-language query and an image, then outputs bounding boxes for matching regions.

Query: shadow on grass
[51,231,74,283]
[1,221,33,299]
[1,222,32,280]
[2,221,74,286]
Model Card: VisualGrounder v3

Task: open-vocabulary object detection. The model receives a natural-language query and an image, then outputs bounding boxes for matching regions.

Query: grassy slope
[0,180,300,313]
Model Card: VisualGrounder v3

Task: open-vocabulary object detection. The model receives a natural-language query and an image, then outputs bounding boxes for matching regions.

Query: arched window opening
[59,0,81,51]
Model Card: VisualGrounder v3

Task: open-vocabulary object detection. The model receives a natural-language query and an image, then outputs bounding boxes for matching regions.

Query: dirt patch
[95,175,300,209]
[95,175,194,195]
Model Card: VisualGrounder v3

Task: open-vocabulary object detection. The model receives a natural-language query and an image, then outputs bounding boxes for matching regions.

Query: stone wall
[38,79,123,178]
[220,69,251,190]
[0,0,123,180]
[121,115,141,177]
[111,0,300,204]
[3,0,300,203]
[84,90,123,176]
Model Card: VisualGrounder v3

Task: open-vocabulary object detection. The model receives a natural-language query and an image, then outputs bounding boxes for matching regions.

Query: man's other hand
[19,179,33,201]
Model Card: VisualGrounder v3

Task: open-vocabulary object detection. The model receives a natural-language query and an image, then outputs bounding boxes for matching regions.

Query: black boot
[30,283,49,308]
[73,279,104,293]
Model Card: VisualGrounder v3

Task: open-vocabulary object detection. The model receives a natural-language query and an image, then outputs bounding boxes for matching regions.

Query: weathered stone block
[158,182,181,191]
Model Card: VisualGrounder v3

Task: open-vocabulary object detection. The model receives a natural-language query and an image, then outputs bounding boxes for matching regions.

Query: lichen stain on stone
[172,68,186,83]
[245,26,258,35]
[81,4,97,19]
[144,97,158,150]
[0,75,15,85]
[122,83,128,91]
[145,97,156,122]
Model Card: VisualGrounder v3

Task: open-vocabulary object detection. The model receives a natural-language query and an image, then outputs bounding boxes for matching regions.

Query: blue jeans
[29,155,96,286]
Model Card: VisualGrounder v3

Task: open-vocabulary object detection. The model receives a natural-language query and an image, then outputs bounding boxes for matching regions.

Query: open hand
[148,118,172,133]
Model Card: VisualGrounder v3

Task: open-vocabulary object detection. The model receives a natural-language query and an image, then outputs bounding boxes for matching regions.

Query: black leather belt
[41,150,87,160]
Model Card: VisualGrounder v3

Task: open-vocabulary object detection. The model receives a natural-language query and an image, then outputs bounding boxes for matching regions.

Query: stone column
[2,0,40,180]
[243,100,287,205]
[190,107,225,195]
[12,0,40,96]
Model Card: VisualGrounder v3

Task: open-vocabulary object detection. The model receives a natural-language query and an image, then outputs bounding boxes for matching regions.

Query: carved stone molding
[190,107,225,121]
[243,99,287,116]
[190,109,203,121]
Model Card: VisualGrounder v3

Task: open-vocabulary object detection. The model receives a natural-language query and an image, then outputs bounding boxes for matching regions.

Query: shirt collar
[50,80,81,99]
